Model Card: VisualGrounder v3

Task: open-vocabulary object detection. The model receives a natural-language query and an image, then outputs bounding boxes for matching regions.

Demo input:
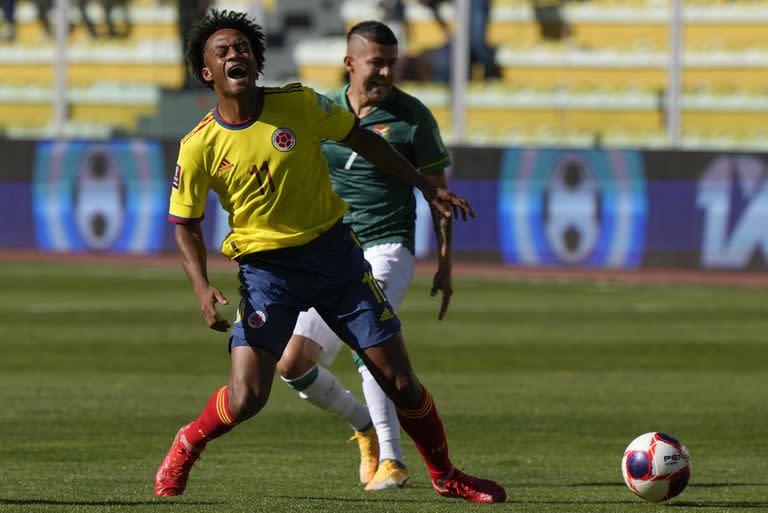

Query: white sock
[359,364,404,463]
[282,364,371,432]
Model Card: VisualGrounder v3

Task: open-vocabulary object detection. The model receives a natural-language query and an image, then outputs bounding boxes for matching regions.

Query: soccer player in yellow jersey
[155,10,506,503]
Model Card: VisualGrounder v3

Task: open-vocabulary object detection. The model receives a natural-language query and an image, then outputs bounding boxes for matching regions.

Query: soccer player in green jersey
[154,10,506,503]
[276,21,455,491]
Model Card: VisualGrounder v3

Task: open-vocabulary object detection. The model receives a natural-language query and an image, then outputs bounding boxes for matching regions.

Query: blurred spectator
[378,0,406,46]
[1,0,15,41]
[78,0,131,38]
[178,0,210,88]
[531,0,570,41]
[32,0,54,37]
[419,0,500,82]
[467,0,499,77]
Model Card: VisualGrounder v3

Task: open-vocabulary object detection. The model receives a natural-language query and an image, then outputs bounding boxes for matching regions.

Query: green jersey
[321,84,450,254]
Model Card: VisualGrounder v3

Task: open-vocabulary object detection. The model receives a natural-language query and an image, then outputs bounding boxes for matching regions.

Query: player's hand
[426,187,475,221]
[431,267,453,320]
[196,285,231,332]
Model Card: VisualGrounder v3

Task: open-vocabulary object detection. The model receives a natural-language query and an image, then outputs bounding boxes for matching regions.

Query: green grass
[0,260,766,512]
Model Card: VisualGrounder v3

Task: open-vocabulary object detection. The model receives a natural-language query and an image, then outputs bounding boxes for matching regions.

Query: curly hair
[185,10,266,89]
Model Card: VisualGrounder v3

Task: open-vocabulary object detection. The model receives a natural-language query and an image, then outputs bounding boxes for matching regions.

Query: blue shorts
[229,221,401,360]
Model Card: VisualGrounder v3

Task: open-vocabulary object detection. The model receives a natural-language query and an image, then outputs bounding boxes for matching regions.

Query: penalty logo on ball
[271,128,296,152]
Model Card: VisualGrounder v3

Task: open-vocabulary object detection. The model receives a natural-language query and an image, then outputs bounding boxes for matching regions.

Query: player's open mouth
[227,64,248,80]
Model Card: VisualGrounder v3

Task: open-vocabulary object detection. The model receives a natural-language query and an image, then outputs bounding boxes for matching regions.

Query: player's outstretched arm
[174,222,230,332]
[341,125,475,221]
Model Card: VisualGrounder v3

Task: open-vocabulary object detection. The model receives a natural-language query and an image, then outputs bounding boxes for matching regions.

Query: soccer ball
[621,432,691,502]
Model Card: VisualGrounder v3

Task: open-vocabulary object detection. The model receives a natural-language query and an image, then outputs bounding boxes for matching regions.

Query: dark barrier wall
[1,140,37,249]
[448,147,768,270]
[2,139,768,270]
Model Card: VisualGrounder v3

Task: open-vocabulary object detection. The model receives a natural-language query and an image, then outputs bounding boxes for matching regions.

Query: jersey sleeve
[413,106,451,175]
[303,86,359,142]
[168,143,209,224]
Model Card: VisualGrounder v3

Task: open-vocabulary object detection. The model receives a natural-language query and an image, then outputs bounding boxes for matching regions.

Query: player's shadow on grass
[284,494,645,506]
[279,495,434,505]
[570,481,624,487]
[517,481,625,488]
[0,498,223,507]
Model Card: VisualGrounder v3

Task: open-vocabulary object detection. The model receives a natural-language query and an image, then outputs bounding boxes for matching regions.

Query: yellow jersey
[168,83,358,259]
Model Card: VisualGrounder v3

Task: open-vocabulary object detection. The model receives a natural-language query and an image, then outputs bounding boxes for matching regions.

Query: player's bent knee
[387,373,422,407]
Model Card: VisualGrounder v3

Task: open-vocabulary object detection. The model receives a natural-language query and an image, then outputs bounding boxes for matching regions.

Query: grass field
[1,259,766,513]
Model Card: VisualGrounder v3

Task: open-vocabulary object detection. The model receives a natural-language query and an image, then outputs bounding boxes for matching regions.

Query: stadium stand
[300,0,768,149]
[0,0,338,137]
[0,0,182,135]
[1,0,767,149]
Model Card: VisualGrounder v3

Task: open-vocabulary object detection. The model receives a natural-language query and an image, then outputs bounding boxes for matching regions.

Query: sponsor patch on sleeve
[172,164,182,189]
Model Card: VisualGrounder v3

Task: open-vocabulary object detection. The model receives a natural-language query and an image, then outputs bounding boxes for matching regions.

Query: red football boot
[154,424,201,496]
[431,468,507,503]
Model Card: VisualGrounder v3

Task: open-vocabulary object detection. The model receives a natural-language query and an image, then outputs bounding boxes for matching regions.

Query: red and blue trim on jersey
[168,214,205,224]
[212,89,264,130]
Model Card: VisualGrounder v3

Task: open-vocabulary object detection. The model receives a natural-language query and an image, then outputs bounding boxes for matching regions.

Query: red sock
[182,386,237,449]
[396,385,453,480]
